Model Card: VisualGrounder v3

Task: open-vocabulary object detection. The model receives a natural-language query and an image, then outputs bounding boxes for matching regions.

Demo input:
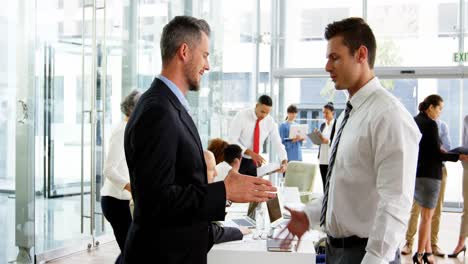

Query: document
[307,130,323,145]
[288,124,308,139]
[267,238,292,252]
[256,162,280,176]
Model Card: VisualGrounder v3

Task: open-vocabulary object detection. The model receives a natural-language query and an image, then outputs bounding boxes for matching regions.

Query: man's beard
[185,61,200,92]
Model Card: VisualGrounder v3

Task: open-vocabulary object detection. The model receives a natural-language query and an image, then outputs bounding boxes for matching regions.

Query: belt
[327,235,368,248]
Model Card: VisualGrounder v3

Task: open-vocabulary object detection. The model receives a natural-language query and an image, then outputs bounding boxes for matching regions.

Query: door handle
[17,100,29,124]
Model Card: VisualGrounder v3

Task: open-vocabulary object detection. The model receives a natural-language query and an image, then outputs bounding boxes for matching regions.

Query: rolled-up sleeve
[270,122,288,161]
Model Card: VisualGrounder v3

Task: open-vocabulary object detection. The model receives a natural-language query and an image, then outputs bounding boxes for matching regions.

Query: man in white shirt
[229,95,288,176]
[281,17,421,264]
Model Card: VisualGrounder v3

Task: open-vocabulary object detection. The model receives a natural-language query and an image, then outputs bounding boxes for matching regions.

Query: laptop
[266,192,289,227]
[230,202,257,228]
[289,124,308,139]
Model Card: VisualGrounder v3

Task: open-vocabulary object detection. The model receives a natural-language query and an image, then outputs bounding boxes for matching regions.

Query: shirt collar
[348,77,380,112]
[250,108,258,120]
[157,75,191,112]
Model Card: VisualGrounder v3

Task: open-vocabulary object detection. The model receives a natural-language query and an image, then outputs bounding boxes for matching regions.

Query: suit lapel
[155,79,203,153]
[179,109,203,153]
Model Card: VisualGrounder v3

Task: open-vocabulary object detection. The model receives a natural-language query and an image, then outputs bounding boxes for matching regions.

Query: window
[368,0,459,66]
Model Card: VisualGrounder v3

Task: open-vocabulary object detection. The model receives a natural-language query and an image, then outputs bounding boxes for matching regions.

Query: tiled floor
[46,212,468,264]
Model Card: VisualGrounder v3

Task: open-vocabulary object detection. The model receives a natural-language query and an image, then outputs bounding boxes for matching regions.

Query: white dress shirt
[100,121,132,200]
[228,108,287,162]
[214,161,231,182]
[319,119,335,165]
[304,77,421,263]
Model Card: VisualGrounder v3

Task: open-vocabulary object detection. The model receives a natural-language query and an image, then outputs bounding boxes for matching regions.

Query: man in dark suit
[123,16,276,264]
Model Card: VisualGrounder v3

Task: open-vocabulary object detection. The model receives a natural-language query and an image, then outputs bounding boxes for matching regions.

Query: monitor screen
[266,196,282,223]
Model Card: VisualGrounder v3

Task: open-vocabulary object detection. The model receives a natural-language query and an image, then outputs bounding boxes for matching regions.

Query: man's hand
[278,206,310,250]
[224,168,277,203]
[245,149,266,166]
[460,154,468,161]
[124,183,131,193]
[238,226,252,235]
[277,160,288,173]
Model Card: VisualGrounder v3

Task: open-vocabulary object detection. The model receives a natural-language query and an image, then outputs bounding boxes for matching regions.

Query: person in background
[229,95,288,176]
[412,95,468,264]
[401,118,451,257]
[204,150,250,244]
[316,102,335,191]
[207,138,229,165]
[279,104,305,161]
[100,90,141,264]
[449,114,468,258]
[207,138,243,182]
[281,17,421,263]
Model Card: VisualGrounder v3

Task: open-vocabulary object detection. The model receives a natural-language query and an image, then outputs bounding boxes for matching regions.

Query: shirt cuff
[361,252,387,264]
[303,197,323,230]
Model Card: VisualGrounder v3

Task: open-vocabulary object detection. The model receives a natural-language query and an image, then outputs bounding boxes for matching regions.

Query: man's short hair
[324,17,376,69]
[257,95,273,107]
[224,144,242,165]
[160,16,210,65]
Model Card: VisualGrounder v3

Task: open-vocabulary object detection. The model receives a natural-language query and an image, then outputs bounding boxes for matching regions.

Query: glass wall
[0,1,19,262]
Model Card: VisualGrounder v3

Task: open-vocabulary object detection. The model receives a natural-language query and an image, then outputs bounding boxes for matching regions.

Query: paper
[307,131,323,145]
[288,124,308,139]
[256,162,280,176]
[267,238,292,252]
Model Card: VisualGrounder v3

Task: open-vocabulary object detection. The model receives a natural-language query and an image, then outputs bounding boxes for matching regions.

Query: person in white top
[100,89,141,264]
[228,95,288,176]
[281,17,421,264]
[203,150,250,244]
[207,138,244,182]
[315,102,335,191]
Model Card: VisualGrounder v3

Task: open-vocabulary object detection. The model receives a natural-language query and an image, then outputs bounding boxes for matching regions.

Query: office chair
[284,161,316,203]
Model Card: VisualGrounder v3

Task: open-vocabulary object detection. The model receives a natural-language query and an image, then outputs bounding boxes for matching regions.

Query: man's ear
[357,45,368,65]
[177,43,190,62]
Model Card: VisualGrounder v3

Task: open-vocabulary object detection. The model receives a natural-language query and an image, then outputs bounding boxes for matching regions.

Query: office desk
[210,192,320,264]
[208,230,319,264]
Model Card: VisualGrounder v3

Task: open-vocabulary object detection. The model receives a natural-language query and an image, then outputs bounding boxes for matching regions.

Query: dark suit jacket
[414,112,458,180]
[123,78,226,264]
[209,223,243,244]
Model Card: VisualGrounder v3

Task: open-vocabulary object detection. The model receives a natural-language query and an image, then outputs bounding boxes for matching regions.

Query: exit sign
[453,52,468,62]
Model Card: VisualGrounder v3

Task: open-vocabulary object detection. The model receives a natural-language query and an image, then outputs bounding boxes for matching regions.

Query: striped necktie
[320,101,353,227]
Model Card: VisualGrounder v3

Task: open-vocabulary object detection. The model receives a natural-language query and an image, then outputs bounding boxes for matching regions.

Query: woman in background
[101,90,141,264]
[449,114,468,258]
[279,104,305,161]
[316,102,335,191]
[207,138,230,181]
[412,95,468,264]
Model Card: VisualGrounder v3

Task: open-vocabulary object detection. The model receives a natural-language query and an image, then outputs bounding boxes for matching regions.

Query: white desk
[211,193,321,264]
[208,231,319,264]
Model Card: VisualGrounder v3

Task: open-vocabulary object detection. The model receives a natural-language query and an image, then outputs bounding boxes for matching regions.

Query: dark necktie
[320,101,353,227]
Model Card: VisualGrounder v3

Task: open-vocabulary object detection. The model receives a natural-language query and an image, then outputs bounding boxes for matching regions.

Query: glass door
[34,0,112,260]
